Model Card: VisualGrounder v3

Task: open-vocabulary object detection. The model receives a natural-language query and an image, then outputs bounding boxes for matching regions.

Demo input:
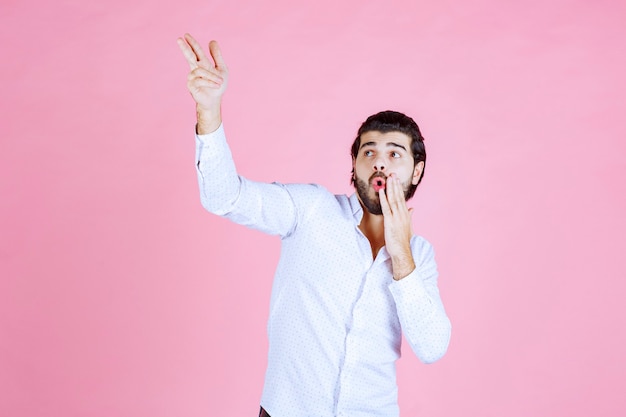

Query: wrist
[196,103,222,134]
[391,251,415,281]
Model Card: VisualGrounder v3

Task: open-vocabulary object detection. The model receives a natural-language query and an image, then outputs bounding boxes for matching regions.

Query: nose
[373,155,386,172]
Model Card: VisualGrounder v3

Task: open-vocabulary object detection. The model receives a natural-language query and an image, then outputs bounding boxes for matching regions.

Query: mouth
[370,174,387,192]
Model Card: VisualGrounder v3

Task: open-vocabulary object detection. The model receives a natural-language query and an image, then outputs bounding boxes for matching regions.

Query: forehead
[359,130,412,148]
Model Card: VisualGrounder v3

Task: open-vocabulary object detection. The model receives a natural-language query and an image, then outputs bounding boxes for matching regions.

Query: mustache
[369,171,387,182]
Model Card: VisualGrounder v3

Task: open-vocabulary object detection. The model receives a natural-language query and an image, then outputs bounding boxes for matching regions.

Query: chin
[365,205,383,216]
[355,178,382,215]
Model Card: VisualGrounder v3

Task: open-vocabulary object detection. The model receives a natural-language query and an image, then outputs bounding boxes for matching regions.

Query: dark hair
[350,110,427,199]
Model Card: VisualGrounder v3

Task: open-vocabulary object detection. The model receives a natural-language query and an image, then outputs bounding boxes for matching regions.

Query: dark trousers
[259,406,271,417]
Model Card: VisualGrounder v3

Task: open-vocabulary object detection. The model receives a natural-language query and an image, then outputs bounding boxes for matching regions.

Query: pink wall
[2,0,625,416]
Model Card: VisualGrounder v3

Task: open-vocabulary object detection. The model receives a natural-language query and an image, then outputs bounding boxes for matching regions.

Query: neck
[358,209,385,258]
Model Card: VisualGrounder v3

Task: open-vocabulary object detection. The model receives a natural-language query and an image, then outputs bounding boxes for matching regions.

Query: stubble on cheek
[355,177,383,215]
[355,173,413,216]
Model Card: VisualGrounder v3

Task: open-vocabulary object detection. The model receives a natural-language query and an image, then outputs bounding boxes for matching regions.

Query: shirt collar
[348,193,391,262]
[348,193,364,224]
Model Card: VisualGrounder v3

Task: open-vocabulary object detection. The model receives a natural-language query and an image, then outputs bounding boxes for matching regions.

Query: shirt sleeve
[194,124,298,237]
[388,239,452,364]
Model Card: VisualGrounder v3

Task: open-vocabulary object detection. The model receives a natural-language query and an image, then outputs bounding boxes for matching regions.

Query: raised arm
[177,34,302,238]
[177,33,229,134]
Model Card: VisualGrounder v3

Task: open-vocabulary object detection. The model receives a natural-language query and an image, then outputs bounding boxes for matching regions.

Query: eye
[363,150,374,157]
[391,151,401,158]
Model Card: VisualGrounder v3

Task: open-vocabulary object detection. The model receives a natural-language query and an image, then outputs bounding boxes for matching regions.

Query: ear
[411,161,425,185]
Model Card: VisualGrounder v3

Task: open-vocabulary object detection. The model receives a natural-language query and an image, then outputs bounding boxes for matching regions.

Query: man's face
[353,130,423,215]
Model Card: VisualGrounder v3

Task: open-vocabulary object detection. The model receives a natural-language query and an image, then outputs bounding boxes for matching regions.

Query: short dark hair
[350,110,427,199]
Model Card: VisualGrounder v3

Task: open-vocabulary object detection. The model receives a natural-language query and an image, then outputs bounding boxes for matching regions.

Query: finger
[188,67,223,84]
[407,207,414,232]
[188,78,223,90]
[386,175,401,208]
[184,33,212,68]
[177,37,200,70]
[389,175,409,215]
[379,188,392,216]
[386,174,397,200]
[393,176,407,204]
[209,40,227,70]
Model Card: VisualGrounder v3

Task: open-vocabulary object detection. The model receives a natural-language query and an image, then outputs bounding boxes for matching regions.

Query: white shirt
[195,125,451,417]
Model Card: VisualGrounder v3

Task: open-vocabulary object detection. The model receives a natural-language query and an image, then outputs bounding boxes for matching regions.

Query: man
[177,33,451,417]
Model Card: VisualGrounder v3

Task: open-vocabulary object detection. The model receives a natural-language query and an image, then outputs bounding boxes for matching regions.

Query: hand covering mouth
[370,173,387,192]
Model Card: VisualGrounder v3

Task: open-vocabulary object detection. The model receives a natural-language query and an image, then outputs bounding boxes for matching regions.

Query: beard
[355,172,412,215]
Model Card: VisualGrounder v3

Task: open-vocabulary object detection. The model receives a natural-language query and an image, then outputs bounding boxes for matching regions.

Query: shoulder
[411,234,434,251]
[281,183,334,206]
[281,183,353,222]
[410,235,437,267]
[283,183,350,203]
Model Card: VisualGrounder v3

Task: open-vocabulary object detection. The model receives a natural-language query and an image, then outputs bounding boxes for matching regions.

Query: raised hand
[379,174,416,280]
[177,33,228,133]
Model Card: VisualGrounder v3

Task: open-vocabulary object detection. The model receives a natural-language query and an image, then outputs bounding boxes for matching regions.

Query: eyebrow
[359,141,407,152]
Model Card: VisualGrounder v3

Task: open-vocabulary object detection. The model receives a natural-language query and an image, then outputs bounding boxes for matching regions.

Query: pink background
[2,0,625,416]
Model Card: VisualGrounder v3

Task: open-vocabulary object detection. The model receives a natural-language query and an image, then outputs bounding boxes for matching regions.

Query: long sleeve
[195,124,299,237]
[388,238,451,364]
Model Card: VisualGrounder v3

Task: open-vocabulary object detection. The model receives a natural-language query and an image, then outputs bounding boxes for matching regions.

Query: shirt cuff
[195,122,225,142]
[195,122,227,162]
[388,269,434,321]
